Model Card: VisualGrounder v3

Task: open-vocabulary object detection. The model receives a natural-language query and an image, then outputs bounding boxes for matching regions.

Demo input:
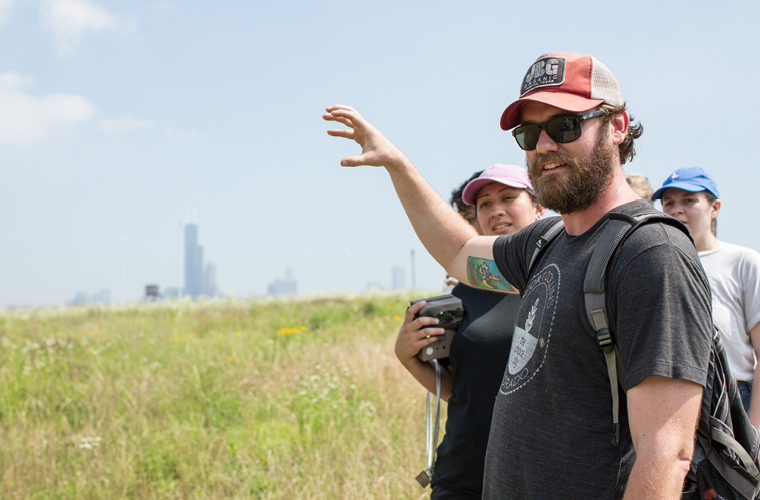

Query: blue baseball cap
[651,167,720,201]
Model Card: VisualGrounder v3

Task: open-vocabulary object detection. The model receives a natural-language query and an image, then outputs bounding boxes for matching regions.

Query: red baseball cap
[500,53,624,131]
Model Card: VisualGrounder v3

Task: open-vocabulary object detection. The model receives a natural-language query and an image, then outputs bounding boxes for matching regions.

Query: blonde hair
[625,173,654,205]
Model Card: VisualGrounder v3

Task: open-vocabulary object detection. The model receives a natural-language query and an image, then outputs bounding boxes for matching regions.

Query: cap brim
[462,177,531,206]
[500,92,604,130]
[651,182,717,201]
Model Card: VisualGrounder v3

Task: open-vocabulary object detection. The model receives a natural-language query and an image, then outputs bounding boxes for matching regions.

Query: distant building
[268,268,297,297]
[365,281,384,292]
[184,223,220,299]
[69,288,110,306]
[145,284,159,301]
[184,223,204,298]
[391,266,406,290]
[203,262,219,297]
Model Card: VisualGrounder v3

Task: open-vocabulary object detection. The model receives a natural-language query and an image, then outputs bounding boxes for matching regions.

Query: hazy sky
[2,0,759,308]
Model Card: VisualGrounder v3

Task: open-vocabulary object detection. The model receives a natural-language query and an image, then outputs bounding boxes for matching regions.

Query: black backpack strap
[528,219,565,277]
[583,210,691,446]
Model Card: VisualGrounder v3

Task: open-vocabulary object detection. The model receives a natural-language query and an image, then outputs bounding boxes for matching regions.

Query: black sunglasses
[512,110,605,151]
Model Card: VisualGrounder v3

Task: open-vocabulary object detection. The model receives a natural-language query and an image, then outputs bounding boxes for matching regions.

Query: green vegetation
[0,293,443,499]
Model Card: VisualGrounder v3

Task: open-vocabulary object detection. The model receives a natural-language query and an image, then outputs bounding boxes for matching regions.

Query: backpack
[528,209,760,500]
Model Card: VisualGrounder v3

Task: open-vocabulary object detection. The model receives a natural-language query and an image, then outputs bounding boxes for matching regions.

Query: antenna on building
[120,236,127,305]
[410,248,416,290]
[342,253,350,290]
[178,220,184,299]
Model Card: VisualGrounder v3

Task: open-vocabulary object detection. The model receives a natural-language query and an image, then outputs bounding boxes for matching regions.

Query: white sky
[1,0,759,307]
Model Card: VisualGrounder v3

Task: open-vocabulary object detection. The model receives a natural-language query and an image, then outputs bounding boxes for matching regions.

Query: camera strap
[416,359,441,488]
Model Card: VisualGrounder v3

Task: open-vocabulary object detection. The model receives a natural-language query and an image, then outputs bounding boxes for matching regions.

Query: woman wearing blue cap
[653,167,760,428]
[396,164,544,500]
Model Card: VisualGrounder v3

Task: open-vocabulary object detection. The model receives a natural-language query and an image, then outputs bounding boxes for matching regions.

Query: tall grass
[0,293,444,499]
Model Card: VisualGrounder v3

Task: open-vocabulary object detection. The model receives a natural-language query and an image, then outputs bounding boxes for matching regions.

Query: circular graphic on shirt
[500,263,559,395]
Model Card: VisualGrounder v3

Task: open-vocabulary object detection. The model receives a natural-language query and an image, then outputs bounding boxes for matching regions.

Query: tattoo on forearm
[466,257,519,293]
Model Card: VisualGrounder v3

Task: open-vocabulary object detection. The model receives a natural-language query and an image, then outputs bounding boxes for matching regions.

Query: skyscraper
[204,262,218,297]
[391,266,406,290]
[184,223,204,298]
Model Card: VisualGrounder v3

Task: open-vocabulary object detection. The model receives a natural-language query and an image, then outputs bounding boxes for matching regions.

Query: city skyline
[1,1,758,309]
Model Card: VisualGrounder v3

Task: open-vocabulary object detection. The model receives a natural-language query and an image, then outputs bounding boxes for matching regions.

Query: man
[324,52,712,500]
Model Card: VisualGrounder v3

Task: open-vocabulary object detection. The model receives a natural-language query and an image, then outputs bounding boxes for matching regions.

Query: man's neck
[560,171,640,236]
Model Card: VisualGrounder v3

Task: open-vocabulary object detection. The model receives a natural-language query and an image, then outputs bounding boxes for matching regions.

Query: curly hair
[600,103,643,165]
[450,170,484,215]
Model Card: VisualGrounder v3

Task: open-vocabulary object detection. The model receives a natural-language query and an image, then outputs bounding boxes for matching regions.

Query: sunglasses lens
[512,114,591,150]
[514,125,541,151]
[546,116,582,143]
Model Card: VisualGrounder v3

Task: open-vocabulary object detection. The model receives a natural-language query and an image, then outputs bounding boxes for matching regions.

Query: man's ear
[610,111,629,146]
[535,204,546,219]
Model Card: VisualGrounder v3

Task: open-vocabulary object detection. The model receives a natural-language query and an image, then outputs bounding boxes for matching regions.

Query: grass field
[0,293,445,499]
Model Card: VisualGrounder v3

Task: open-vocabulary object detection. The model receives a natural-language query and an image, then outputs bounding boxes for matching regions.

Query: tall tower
[391,266,406,290]
[184,223,204,298]
[203,262,218,297]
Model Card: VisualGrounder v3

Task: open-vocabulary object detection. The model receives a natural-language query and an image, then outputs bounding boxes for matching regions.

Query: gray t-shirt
[483,200,713,500]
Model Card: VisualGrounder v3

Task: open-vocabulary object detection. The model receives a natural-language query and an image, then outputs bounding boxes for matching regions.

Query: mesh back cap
[500,53,624,131]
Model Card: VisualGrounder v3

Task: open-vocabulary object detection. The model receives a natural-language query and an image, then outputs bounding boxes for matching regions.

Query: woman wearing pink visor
[396,164,544,500]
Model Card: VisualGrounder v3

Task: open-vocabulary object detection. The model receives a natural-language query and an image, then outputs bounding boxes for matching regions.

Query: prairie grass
[0,293,445,499]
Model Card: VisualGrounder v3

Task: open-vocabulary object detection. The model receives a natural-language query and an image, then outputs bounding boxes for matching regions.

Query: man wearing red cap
[324,53,712,500]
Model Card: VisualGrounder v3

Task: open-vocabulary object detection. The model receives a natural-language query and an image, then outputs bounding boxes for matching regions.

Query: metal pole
[120,236,127,305]
[410,249,416,290]
[178,220,183,299]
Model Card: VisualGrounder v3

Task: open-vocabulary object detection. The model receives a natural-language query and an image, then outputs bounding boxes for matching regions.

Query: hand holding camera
[395,295,465,366]
[395,300,446,367]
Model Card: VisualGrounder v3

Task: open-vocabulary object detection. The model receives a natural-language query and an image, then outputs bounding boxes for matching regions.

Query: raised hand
[323,105,406,169]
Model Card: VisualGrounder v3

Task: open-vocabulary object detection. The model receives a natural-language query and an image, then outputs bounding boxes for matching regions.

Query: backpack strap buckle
[596,328,613,354]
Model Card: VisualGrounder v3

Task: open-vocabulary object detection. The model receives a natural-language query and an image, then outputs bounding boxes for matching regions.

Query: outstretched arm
[323,105,499,285]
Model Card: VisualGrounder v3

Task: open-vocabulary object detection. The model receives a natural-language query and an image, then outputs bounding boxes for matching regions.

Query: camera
[410,294,465,361]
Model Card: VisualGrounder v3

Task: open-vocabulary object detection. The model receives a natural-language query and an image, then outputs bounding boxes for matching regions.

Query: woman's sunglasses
[512,110,605,151]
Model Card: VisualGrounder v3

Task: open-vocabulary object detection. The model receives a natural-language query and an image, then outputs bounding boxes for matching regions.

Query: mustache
[527,152,578,178]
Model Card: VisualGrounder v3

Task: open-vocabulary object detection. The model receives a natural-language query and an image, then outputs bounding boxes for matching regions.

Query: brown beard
[526,126,616,214]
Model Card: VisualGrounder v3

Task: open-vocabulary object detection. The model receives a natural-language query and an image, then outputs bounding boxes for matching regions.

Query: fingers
[405,301,426,323]
[323,113,355,128]
[325,104,355,113]
[323,106,368,131]
[337,155,364,167]
[326,129,355,139]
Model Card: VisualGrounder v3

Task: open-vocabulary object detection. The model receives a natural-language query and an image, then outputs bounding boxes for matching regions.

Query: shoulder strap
[583,210,690,446]
[584,210,691,330]
[528,219,565,278]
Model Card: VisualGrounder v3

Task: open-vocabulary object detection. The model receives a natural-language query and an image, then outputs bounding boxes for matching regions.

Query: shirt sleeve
[492,217,560,293]
[740,248,760,332]
[609,224,713,390]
